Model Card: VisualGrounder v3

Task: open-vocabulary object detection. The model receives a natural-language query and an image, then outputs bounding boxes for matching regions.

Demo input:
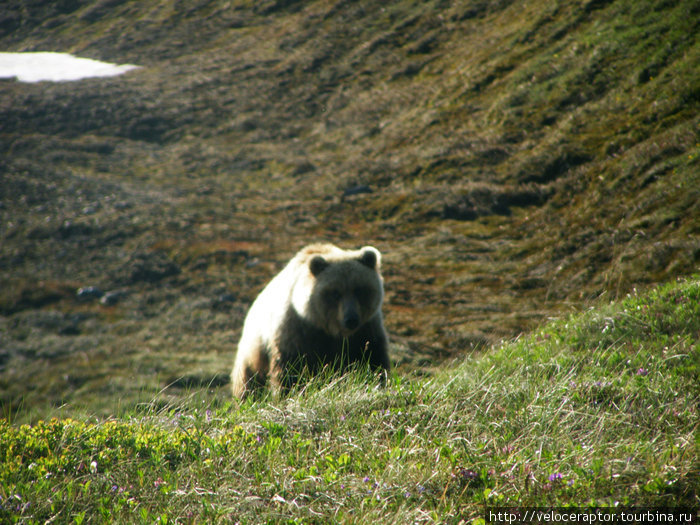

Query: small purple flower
[500,444,515,455]
[363,476,370,483]
[636,368,648,376]
[456,467,479,481]
[548,473,563,482]
[205,410,212,422]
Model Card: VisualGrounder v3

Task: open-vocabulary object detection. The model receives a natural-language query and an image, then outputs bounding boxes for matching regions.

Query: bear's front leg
[231,343,270,398]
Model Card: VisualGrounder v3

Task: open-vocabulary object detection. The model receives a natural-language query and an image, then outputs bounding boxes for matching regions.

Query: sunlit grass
[2,277,697,523]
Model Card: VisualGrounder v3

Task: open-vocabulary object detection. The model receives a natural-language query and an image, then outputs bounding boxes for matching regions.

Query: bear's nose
[343,312,359,331]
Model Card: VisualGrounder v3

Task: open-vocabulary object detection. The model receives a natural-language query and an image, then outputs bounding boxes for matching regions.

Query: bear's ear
[309,255,329,276]
[359,248,378,269]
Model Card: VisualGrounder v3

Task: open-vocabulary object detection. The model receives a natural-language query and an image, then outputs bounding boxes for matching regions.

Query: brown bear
[231,243,390,397]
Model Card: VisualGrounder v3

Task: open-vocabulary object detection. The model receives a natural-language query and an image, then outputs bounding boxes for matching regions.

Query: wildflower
[636,368,648,376]
[363,476,370,483]
[500,444,515,454]
[205,410,212,422]
[455,467,479,481]
[89,461,98,474]
[548,473,563,482]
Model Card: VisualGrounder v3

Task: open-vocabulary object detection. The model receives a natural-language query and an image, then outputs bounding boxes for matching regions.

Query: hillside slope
[2,277,698,521]
[0,0,698,418]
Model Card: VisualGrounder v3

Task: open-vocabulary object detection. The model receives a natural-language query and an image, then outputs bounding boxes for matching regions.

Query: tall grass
[1,277,697,523]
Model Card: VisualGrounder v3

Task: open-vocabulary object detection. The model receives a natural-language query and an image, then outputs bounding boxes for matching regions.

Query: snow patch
[0,52,140,83]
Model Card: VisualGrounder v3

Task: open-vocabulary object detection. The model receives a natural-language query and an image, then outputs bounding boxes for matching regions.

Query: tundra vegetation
[1,279,698,522]
[0,0,698,521]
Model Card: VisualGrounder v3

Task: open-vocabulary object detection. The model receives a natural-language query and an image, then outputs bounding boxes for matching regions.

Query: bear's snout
[341,297,360,332]
[343,310,360,331]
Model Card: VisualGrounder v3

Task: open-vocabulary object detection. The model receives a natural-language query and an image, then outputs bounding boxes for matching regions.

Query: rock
[341,185,372,200]
[76,286,104,300]
[211,292,238,311]
[100,290,126,306]
[218,292,237,303]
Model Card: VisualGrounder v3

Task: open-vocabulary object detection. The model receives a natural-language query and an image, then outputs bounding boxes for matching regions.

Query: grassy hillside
[1,277,698,522]
[1,0,699,419]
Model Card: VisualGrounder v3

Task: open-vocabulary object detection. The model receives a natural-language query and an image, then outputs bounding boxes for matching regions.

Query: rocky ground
[0,0,698,420]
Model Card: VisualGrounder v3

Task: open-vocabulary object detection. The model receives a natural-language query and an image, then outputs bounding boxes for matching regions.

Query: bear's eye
[323,289,342,303]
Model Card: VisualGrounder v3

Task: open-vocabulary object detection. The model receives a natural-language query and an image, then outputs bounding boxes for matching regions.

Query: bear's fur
[231,243,390,397]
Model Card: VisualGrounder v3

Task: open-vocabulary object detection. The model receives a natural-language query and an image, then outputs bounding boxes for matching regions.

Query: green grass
[2,277,697,523]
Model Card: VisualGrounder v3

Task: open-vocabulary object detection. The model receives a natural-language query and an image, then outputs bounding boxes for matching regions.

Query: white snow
[0,52,140,82]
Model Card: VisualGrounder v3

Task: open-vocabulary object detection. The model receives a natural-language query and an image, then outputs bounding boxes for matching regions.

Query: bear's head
[292,246,384,338]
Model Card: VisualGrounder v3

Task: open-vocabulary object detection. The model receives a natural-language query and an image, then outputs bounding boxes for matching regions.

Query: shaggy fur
[231,243,390,397]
